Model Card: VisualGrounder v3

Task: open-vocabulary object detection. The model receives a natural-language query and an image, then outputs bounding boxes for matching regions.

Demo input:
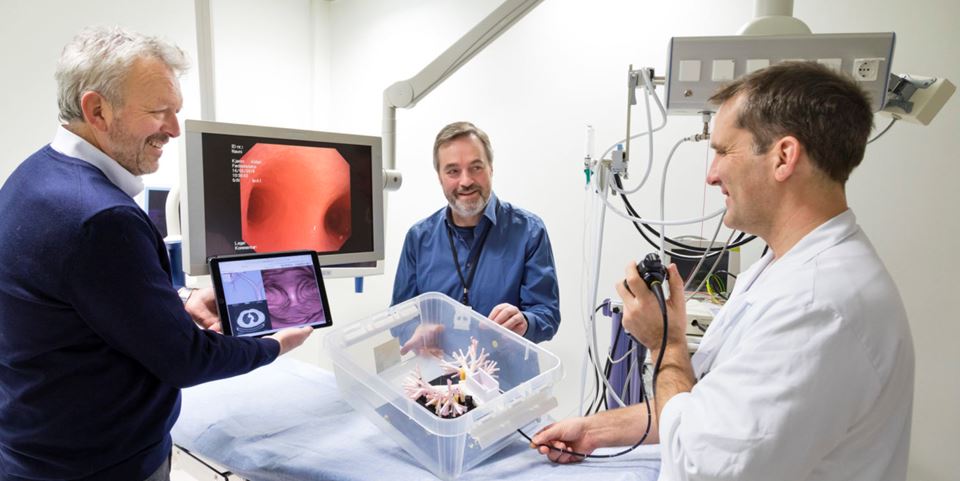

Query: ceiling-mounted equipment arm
[382,0,544,173]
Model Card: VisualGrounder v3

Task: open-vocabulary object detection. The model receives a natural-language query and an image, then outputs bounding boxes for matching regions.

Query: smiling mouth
[147,138,166,151]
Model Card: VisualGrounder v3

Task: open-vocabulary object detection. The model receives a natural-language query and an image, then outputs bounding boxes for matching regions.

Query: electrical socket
[853,58,884,82]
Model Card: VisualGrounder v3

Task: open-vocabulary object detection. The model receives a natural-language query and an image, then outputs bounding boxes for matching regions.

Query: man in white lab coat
[532,62,915,480]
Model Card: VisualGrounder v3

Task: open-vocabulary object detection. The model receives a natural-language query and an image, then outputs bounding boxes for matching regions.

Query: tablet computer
[209,250,333,337]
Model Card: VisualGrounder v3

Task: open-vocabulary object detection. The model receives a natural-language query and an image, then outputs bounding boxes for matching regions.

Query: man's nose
[165,112,181,138]
[706,156,720,186]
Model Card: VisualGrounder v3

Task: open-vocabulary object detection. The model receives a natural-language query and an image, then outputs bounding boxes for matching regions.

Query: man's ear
[772,135,802,183]
[79,91,112,132]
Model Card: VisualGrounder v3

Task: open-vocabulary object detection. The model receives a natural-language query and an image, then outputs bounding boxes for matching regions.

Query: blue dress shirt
[391,192,560,343]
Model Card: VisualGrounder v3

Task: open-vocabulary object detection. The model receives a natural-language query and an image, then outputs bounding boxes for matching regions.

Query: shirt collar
[50,125,144,198]
[779,209,859,266]
[730,209,858,298]
[482,191,499,225]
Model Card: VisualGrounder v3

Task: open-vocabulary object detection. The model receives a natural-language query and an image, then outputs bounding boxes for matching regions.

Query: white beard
[450,195,488,220]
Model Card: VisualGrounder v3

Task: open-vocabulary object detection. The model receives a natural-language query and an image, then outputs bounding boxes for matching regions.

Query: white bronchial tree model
[403,337,499,418]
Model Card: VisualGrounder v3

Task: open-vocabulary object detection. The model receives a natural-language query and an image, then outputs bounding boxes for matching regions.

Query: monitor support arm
[381,0,544,181]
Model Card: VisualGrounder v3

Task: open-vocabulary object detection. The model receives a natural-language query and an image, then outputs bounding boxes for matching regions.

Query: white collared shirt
[50,126,144,198]
[658,210,914,481]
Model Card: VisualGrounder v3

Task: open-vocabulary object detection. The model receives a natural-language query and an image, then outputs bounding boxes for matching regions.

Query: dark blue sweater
[0,146,280,480]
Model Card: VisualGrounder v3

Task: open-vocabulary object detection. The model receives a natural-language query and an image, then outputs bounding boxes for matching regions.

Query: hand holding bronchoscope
[616,253,679,352]
[524,254,683,460]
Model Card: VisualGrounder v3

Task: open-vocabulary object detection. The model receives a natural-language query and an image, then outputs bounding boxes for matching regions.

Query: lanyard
[445,214,494,307]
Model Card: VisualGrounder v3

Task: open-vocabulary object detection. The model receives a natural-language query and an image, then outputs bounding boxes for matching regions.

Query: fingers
[488,304,526,336]
[502,314,527,336]
[532,437,585,464]
[196,315,221,332]
[616,261,646,301]
[531,422,561,445]
[184,287,223,331]
[489,303,506,321]
[615,275,631,301]
[269,326,313,355]
[400,324,444,356]
[488,303,516,325]
[399,338,414,355]
[530,421,588,464]
[666,263,684,301]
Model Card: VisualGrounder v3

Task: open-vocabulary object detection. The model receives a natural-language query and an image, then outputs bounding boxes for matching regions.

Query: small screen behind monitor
[143,187,170,238]
[181,120,384,276]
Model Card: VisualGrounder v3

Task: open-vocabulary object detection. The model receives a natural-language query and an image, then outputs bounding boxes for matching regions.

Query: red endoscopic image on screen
[262,266,327,328]
[240,143,351,253]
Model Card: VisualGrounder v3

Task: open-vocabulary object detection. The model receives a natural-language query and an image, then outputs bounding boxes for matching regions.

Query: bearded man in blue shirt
[392,121,560,344]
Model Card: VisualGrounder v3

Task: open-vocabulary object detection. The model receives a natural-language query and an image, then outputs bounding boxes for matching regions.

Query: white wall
[2,1,957,480]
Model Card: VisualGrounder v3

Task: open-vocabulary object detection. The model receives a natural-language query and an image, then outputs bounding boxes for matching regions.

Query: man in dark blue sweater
[0,27,312,481]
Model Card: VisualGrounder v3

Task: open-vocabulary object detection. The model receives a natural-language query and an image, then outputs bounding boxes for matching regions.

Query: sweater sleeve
[63,206,279,388]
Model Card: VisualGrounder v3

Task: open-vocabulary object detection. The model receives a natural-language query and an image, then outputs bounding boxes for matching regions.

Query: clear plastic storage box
[325,292,562,480]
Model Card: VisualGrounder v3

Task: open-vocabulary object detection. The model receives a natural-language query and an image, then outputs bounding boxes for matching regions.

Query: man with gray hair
[532,62,914,480]
[392,121,560,344]
[0,27,311,481]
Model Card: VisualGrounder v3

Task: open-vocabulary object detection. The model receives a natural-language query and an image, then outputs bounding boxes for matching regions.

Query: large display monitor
[181,120,384,277]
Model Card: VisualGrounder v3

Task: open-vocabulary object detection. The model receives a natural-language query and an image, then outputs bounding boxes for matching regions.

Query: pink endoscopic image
[240,143,351,253]
[261,266,325,328]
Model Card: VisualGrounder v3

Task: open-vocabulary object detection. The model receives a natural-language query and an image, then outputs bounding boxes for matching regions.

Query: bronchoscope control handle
[636,253,667,288]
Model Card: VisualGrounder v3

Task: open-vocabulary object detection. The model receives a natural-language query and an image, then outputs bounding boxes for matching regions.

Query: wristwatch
[178,287,195,304]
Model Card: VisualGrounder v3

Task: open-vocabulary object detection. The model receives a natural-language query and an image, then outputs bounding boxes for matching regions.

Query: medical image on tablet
[212,252,332,337]
[262,266,328,328]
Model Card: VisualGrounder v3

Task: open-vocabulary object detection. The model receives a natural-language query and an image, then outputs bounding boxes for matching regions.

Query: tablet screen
[209,251,332,337]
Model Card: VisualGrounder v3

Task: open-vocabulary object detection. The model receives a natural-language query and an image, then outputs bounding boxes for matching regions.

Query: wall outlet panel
[665,33,896,114]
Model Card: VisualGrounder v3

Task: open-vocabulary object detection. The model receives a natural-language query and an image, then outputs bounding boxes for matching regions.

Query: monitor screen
[181,120,384,276]
[142,187,170,238]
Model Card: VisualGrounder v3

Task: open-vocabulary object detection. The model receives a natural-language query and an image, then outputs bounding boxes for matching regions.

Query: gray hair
[433,121,494,171]
[55,26,190,123]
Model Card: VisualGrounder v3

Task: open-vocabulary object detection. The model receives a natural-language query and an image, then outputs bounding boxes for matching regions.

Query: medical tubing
[680,211,727,292]
[603,189,726,226]
[593,309,629,414]
[685,228,738,299]
[867,118,897,144]
[585,346,604,415]
[585,304,609,415]
[521,282,668,459]
[612,174,755,255]
[619,343,641,404]
[579,180,604,412]
[617,172,751,251]
[658,137,693,261]
[583,173,629,411]
[589,172,630,411]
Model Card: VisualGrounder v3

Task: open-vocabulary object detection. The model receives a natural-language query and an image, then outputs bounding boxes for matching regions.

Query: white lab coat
[658,210,914,481]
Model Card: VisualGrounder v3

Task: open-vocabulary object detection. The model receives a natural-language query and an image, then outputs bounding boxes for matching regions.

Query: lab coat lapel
[691,210,860,378]
[691,252,773,377]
